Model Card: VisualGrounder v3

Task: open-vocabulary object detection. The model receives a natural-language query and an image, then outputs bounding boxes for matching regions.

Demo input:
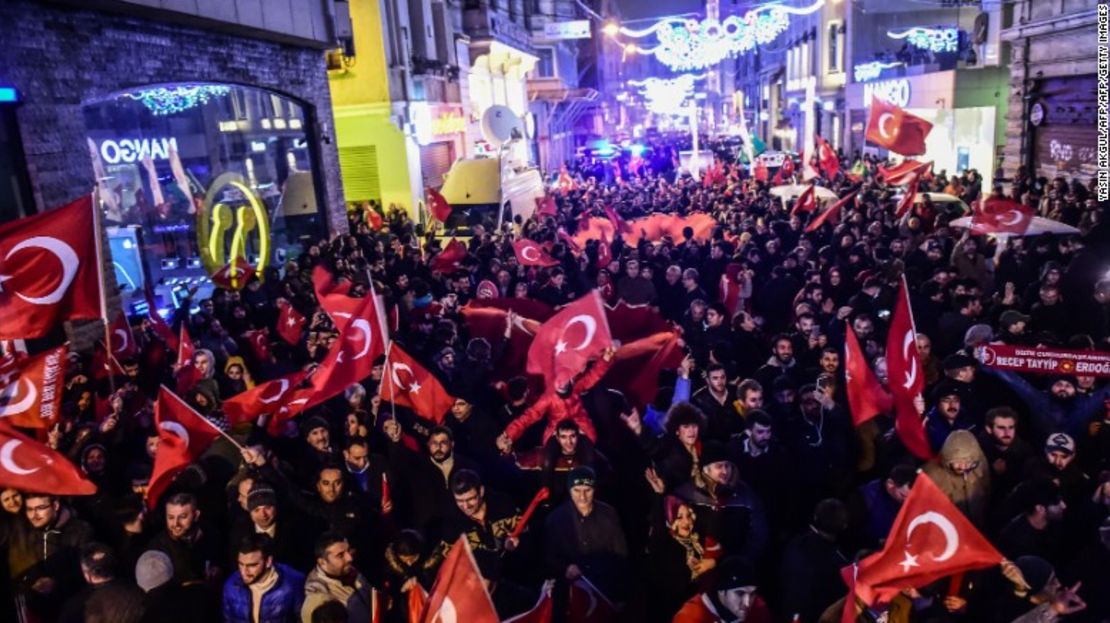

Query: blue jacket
[222,563,305,623]
[924,408,978,453]
[986,368,1110,441]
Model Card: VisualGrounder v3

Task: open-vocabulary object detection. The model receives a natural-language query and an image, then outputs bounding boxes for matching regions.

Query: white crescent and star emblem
[900,511,960,572]
[0,439,39,476]
[901,330,919,390]
[0,378,38,417]
[114,328,130,354]
[998,210,1023,227]
[555,315,598,355]
[0,236,80,306]
[159,421,190,448]
[390,362,420,394]
[258,379,289,404]
[431,596,457,623]
[520,245,540,262]
[348,319,373,360]
[877,113,896,140]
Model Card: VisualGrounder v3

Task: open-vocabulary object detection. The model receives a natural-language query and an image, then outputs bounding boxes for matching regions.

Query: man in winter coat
[301,532,378,623]
[982,369,1110,441]
[222,534,305,623]
[672,557,772,623]
[922,430,992,527]
[1,493,94,611]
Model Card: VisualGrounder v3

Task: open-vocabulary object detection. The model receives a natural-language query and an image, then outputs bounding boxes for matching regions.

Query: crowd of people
[1,140,1108,623]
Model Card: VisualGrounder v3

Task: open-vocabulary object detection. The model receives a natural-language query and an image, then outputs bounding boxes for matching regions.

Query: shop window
[82,83,324,317]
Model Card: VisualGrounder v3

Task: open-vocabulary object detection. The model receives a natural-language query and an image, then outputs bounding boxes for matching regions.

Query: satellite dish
[480,106,525,147]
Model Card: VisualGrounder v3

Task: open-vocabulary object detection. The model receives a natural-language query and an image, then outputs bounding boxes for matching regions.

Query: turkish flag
[461,305,541,382]
[109,313,138,360]
[844,323,891,427]
[879,160,933,186]
[427,186,452,222]
[816,135,840,179]
[379,343,455,424]
[431,239,467,273]
[0,421,96,495]
[805,189,859,233]
[0,345,67,428]
[92,340,127,382]
[527,291,612,387]
[850,473,1002,606]
[971,197,1034,235]
[537,194,557,217]
[513,239,560,267]
[312,264,353,299]
[175,325,199,395]
[223,370,310,426]
[557,229,583,257]
[307,286,387,409]
[504,581,554,623]
[475,280,498,300]
[604,302,671,344]
[894,174,920,219]
[602,331,684,410]
[790,185,818,216]
[420,537,499,623]
[243,329,271,362]
[466,297,555,322]
[865,97,933,157]
[886,279,932,460]
[596,232,612,270]
[603,205,631,235]
[276,300,306,345]
[568,577,618,623]
[407,585,429,623]
[143,297,178,351]
[147,387,222,508]
[557,165,577,195]
[265,382,316,436]
[211,257,256,290]
[313,266,363,332]
[779,156,796,180]
[0,195,101,340]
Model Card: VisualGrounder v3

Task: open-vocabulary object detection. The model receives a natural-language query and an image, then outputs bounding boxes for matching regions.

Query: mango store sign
[99,137,179,164]
[863,79,911,108]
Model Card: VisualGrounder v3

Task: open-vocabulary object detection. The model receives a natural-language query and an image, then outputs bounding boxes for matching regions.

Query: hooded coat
[922,430,991,526]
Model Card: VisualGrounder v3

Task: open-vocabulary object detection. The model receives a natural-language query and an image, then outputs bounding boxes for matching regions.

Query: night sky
[614,0,705,21]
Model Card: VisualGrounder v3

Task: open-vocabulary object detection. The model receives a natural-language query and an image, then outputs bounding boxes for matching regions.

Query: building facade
[1000,0,1098,184]
[0,0,346,322]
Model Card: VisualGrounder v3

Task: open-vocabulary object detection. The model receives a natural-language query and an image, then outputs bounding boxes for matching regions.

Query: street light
[603,21,620,37]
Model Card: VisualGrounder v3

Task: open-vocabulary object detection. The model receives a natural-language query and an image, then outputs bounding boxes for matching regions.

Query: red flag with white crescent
[849,473,1002,607]
[513,239,560,267]
[970,197,1034,235]
[0,421,96,495]
[0,345,67,428]
[222,370,309,426]
[0,195,101,340]
[790,184,818,216]
[211,257,256,291]
[420,537,498,623]
[307,285,387,409]
[865,96,933,156]
[147,386,222,508]
[894,174,920,219]
[109,313,138,360]
[886,279,932,459]
[379,344,454,424]
[276,300,307,345]
[844,323,891,427]
[527,291,612,387]
[805,189,859,233]
[427,186,452,222]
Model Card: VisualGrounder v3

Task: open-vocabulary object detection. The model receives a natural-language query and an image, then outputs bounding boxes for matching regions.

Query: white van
[438,157,545,235]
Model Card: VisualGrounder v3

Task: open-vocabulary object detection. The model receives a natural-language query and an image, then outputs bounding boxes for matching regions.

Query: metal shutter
[338,145,381,202]
[420,141,454,189]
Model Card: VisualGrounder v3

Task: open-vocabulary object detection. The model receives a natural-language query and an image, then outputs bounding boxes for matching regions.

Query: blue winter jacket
[222,563,306,623]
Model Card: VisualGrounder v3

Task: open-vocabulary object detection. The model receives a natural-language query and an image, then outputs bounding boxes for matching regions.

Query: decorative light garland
[887,27,959,53]
[628,74,706,116]
[608,0,825,71]
[853,60,903,82]
[123,84,232,116]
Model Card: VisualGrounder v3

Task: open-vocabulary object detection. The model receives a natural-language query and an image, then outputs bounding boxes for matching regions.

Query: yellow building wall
[328,0,413,214]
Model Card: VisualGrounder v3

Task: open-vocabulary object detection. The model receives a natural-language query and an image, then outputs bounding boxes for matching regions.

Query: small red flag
[844,323,891,427]
[175,325,199,395]
[595,232,612,270]
[427,187,452,222]
[420,537,499,623]
[513,239,560,267]
[379,344,455,424]
[276,300,306,345]
[223,370,310,426]
[970,197,1034,236]
[147,387,223,508]
[806,189,859,233]
[0,421,96,495]
[211,257,256,290]
[431,239,467,273]
[0,345,67,428]
[753,159,769,182]
[307,286,387,409]
[0,195,102,339]
[537,194,557,217]
[895,174,920,219]
[144,297,178,351]
[603,205,631,235]
[879,160,933,186]
[790,185,818,216]
[816,134,840,179]
[503,581,554,623]
[865,97,933,157]
[109,313,138,360]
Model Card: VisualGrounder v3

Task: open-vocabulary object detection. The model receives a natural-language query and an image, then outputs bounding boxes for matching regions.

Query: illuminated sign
[413,104,466,145]
[0,87,18,103]
[99,137,179,165]
[853,61,903,83]
[863,79,911,108]
[543,20,592,40]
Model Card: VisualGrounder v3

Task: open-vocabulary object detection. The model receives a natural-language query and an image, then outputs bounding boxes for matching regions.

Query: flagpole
[90,186,117,395]
[161,385,246,452]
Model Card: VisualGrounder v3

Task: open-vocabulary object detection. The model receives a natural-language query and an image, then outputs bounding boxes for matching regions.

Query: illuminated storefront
[83,83,327,316]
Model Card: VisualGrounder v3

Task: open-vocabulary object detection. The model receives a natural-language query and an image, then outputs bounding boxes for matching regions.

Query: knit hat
[303,415,329,437]
[716,557,757,590]
[942,353,978,371]
[1044,432,1075,456]
[963,324,994,348]
[135,550,174,592]
[699,441,731,469]
[1014,555,1055,595]
[247,484,278,511]
[999,310,1031,329]
[566,466,596,490]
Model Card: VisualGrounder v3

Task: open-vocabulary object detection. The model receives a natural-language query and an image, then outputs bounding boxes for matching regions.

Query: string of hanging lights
[887,26,960,53]
[628,74,707,116]
[604,0,826,71]
[123,84,232,116]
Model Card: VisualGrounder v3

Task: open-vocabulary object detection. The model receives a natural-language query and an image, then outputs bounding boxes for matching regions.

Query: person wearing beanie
[544,465,628,603]
[295,414,338,489]
[673,442,769,565]
[221,534,305,623]
[980,362,1110,441]
[924,380,978,453]
[136,548,221,622]
[998,310,1033,345]
[671,556,772,623]
[1026,432,1091,507]
[226,481,310,572]
[991,555,1086,622]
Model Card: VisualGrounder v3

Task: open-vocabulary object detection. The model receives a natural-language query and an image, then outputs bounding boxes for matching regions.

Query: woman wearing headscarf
[646,495,722,620]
